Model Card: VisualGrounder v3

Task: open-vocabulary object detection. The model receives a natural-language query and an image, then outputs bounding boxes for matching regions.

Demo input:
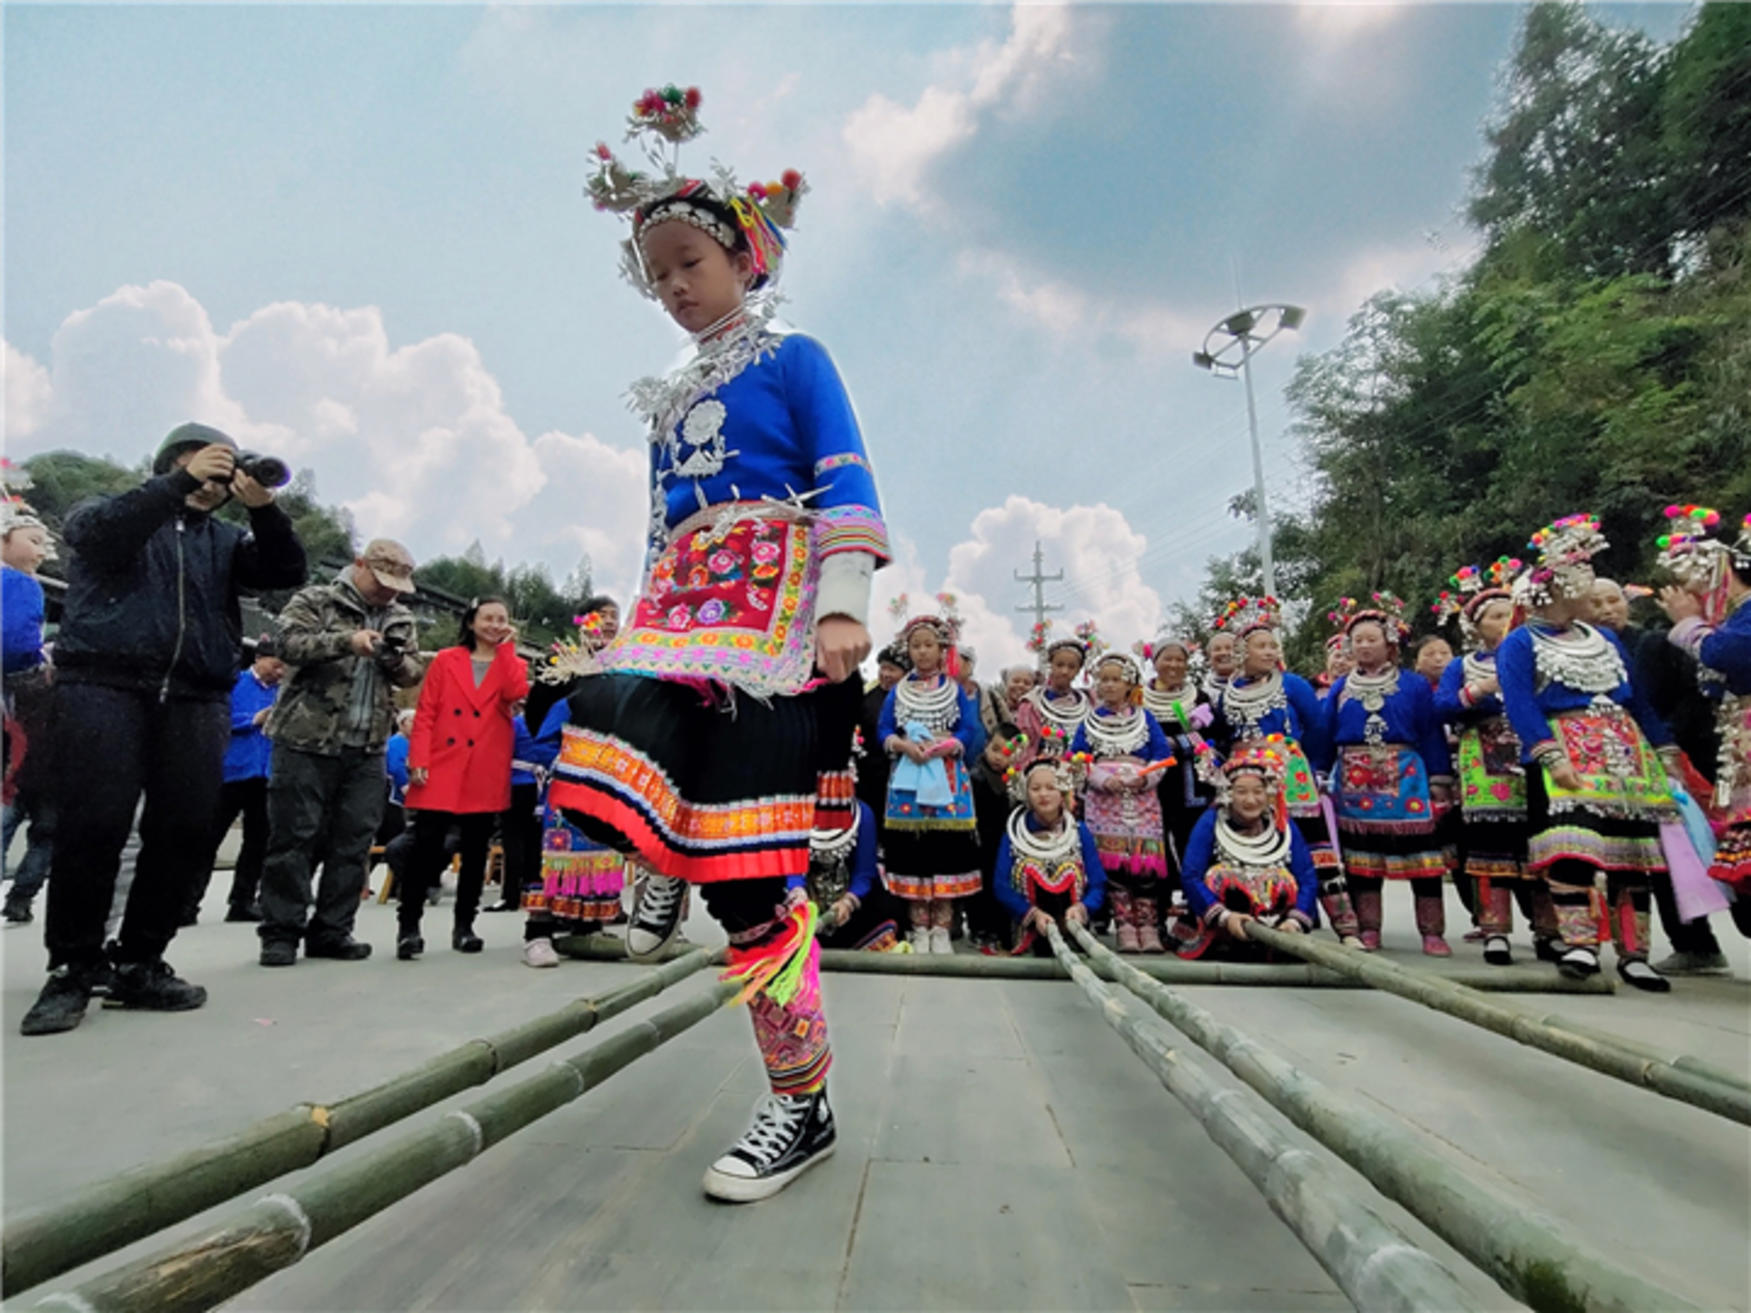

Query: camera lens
[238,454,292,489]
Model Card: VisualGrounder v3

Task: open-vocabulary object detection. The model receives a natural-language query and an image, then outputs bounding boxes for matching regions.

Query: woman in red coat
[398,597,529,958]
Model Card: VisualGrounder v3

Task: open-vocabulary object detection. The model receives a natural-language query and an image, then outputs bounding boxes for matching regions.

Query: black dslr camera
[206,452,292,489]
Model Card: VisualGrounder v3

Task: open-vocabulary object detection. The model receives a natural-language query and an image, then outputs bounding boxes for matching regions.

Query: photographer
[257,540,424,966]
[20,423,307,1037]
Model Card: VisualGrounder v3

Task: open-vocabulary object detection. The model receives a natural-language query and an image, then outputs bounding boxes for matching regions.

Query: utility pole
[1014,539,1064,632]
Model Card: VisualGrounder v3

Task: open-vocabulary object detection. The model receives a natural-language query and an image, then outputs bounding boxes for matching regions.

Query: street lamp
[1193,302,1305,598]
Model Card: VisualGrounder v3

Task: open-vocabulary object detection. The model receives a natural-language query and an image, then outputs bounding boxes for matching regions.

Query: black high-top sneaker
[103,960,207,1012]
[703,1087,837,1203]
[626,872,686,960]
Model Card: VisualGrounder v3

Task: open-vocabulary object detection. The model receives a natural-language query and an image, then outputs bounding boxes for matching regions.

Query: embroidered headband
[1327,592,1410,644]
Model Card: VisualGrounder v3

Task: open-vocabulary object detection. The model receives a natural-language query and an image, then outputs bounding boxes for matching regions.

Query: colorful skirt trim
[1543,708,1677,825]
[884,757,978,832]
[1529,824,1667,875]
[1457,720,1526,823]
[1709,822,1751,895]
[1084,782,1169,880]
[1334,744,1438,837]
[1342,842,1449,881]
[523,802,626,924]
[885,867,982,902]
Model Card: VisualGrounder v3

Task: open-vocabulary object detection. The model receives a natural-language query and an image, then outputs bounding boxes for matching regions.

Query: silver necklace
[1462,649,1495,685]
[1083,705,1149,757]
[1222,672,1286,738]
[1529,621,1625,701]
[1341,666,1399,746]
[1215,816,1291,869]
[1007,810,1081,863]
[1143,681,1197,725]
[1202,672,1230,703]
[810,804,861,859]
[895,674,961,736]
[1028,687,1089,735]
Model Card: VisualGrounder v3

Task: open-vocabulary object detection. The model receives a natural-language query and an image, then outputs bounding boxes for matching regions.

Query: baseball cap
[361,539,417,594]
[154,423,237,474]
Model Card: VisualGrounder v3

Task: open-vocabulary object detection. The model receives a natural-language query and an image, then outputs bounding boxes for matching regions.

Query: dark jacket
[52,469,307,701]
[267,574,422,755]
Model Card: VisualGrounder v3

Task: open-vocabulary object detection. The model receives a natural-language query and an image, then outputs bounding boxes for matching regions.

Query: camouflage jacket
[266,573,424,755]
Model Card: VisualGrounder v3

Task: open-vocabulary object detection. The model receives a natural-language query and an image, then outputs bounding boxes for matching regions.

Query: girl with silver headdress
[1208,596,1359,943]
[878,613,985,953]
[549,85,888,1201]
[1656,506,1751,931]
[1014,631,1091,769]
[1174,739,1319,960]
[1323,595,1455,956]
[1498,515,1678,990]
[1071,649,1175,953]
[1140,633,1216,892]
[1432,562,1560,966]
[991,755,1106,957]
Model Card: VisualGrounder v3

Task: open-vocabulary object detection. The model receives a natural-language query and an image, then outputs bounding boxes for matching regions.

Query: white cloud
[955,249,1208,360]
[843,5,1082,210]
[4,341,52,441]
[879,496,1165,673]
[6,281,648,597]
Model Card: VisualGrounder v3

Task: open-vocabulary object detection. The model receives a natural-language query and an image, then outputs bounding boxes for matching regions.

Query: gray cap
[154,422,237,474]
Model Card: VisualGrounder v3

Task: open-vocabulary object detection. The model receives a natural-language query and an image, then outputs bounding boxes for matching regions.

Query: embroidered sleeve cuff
[1204,905,1229,929]
[1667,615,1711,657]
[1530,740,1564,765]
[817,505,892,566]
[816,550,874,627]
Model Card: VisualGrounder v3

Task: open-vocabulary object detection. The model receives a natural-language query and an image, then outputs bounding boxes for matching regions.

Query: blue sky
[3,2,1696,665]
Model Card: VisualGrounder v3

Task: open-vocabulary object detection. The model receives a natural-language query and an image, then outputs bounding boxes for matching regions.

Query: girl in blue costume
[879,614,985,954]
[1324,595,1455,955]
[992,755,1106,957]
[550,87,889,1201]
[1657,506,1751,923]
[1498,515,1677,990]
[1072,650,1175,953]
[1209,596,1360,944]
[1175,740,1319,959]
[1433,562,1560,966]
[791,798,899,952]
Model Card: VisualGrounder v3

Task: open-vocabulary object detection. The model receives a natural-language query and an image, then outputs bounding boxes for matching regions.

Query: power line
[1013,539,1064,633]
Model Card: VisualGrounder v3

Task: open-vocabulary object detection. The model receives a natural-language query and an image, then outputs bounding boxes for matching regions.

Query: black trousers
[188,776,270,917]
[44,683,229,971]
[400,810,496,933]
[259,744,386,946]
[700,877,790,942]
[500,782,543,905]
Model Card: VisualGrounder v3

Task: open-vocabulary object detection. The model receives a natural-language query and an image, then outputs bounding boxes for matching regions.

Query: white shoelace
[636,875,683,926]
[734,1094,807,1165]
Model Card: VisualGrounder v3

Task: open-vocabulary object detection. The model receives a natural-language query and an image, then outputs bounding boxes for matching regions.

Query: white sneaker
[703,1089,837,1203]
[626,873,686,961]
[523,937,560,968]
[907,927,930,953]
[929,926,953,955]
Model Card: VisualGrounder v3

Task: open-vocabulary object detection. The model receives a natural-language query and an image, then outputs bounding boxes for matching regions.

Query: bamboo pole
[555,937,1613,992]
[1244,924,1751,1126]
[37,980,740,1313]
[1036,923,1482,1313]
[2,949,714,1299]
[1068,921,1698,1313]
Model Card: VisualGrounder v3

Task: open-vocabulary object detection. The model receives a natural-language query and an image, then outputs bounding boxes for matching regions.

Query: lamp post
[1193,303,1305,599]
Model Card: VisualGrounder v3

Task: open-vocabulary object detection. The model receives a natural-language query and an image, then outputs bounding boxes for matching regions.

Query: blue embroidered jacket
[1496,623,1670,764]
[991,812,1107,920]
[1177,809,1320,925]
[1325,672,1452,776]
[652,332,889,565]
[1212,672,1331,772]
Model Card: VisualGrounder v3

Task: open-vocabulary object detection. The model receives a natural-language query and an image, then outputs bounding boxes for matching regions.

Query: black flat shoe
[452,929,484,953]
[1617,959,1672,993]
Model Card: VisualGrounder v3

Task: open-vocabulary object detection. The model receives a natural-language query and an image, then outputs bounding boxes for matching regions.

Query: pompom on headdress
[1327,592,1410,645]
[1213,595,1280,638]
[1520,513,1607,608]
[585,83,808,300]
[1655,504,1734,625]
[1003,734,1091,805]
[1433,557,1522,644]
[1032,618,1089,668]
[1194,736,1292,829]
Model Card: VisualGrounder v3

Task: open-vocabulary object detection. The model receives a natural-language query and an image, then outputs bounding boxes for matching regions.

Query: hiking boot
[1652,949,1729,977]
[20,966,96,1035]
[104,961,207,1012]
[396,933,424,961]
[703,1088,837,1203]
[626,873,686,960]
[452,926,484,953]
[305,936,373,961]
[259,940,298,967]
[3,891,35,924]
